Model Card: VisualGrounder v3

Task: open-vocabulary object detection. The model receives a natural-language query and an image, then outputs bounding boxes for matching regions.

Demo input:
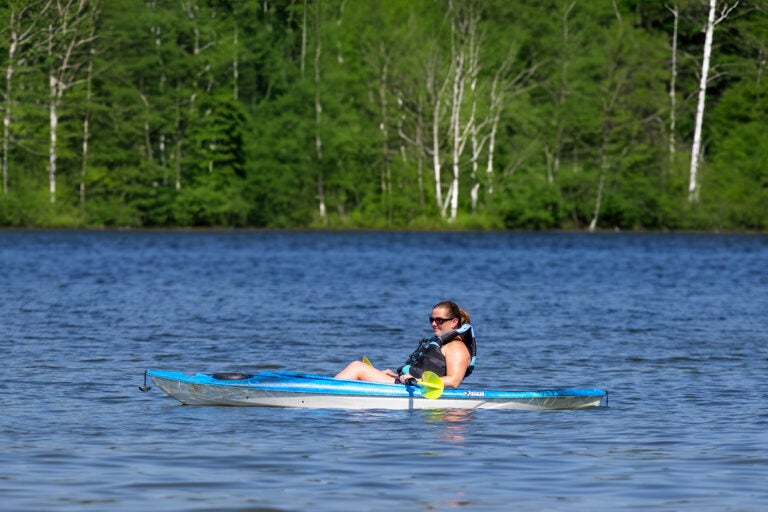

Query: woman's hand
[396,373,414,384]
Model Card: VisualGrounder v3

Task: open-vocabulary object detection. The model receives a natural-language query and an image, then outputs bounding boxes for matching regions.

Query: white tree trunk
[379,56,392,223]
[485,62,512,196]
[414,98,425,208]
[484,49,527,197]
[49,75,59,203]
[432,94,443,210]
[175,85,182,191]
[689,0,717,202]
[2,47,14,196]
[3,12,18,195]
[668,4,679,162]
[447,47,464,221]
[313,0,326,222]
[589,121,612,232]
[688,0,739,202]
[485,110,500,196]
[159,134,168,184]
[233,24,239,101]
[44,0,97,203]
[80,50,93,205]
[469,116,481,213]
[149,3,169,184]
[4,2,49,195]
[588,167,605,232]
[445,2,480,222]
[426,48,452,213]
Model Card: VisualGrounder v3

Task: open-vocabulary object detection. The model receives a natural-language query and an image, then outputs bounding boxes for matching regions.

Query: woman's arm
[440,341,471,389]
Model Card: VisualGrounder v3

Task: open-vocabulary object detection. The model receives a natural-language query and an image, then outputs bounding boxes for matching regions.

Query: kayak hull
[147,370,606,411]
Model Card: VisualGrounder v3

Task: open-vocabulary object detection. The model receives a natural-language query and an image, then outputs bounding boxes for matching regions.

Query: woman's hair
[434,300,471,326]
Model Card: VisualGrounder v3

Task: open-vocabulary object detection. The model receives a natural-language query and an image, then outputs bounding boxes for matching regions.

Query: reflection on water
[425,409,473,443]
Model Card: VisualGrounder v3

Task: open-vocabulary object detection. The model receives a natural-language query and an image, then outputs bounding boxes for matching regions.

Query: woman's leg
[334,361,395,383]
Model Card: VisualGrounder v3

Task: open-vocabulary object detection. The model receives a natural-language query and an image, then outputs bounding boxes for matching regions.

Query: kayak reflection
[424,409,473,443]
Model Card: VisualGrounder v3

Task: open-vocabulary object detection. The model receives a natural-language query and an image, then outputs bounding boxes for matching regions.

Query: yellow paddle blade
[418,371,444,399]
[362,356,372,366]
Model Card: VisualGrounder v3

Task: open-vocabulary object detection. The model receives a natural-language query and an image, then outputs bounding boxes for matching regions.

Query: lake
[1,230,767,511]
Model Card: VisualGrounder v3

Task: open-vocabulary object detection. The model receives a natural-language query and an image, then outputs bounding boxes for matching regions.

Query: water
[1,230,767,511]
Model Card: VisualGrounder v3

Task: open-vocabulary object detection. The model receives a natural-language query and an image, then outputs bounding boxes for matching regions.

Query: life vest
[398,323,476,380]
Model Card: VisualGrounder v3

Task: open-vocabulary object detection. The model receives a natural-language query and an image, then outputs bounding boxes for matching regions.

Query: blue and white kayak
[145,370,607,410]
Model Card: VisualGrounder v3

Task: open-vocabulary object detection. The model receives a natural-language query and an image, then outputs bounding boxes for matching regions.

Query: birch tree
[377,49,393,224]
[667,4,679,164]
[2,0,51,196]
[79,44,94,205]
[313,0,327,223]
[146,0,168,184]
[688,0,739,202]
[426,52,451,214]
[442,0,481,221]
[45,0,98,203]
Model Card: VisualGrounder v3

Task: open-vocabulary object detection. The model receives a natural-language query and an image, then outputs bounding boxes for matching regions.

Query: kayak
[144,369,607,410]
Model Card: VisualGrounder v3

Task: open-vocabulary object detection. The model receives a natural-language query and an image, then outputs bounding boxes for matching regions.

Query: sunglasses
[429,316,455,326]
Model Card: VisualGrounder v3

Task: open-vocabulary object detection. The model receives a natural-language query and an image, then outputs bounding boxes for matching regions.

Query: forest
[1,0,766,230]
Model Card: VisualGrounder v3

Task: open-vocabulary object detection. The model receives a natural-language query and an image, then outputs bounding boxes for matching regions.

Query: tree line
[1,0,766,230]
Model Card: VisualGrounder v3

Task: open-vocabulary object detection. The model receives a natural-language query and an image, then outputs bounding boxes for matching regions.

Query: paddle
[363,357,443,399]
[409,370,444,399]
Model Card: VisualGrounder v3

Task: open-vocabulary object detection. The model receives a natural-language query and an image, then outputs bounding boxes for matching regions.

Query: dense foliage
[1,0,766,230]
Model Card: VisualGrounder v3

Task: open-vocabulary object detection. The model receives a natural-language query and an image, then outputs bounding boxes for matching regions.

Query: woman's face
[430,306,458,336]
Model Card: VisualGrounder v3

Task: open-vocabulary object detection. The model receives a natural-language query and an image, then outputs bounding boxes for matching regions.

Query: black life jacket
[398,324,477,380]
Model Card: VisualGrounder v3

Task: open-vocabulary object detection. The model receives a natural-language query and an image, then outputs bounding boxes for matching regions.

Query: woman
[334,300,476,389]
